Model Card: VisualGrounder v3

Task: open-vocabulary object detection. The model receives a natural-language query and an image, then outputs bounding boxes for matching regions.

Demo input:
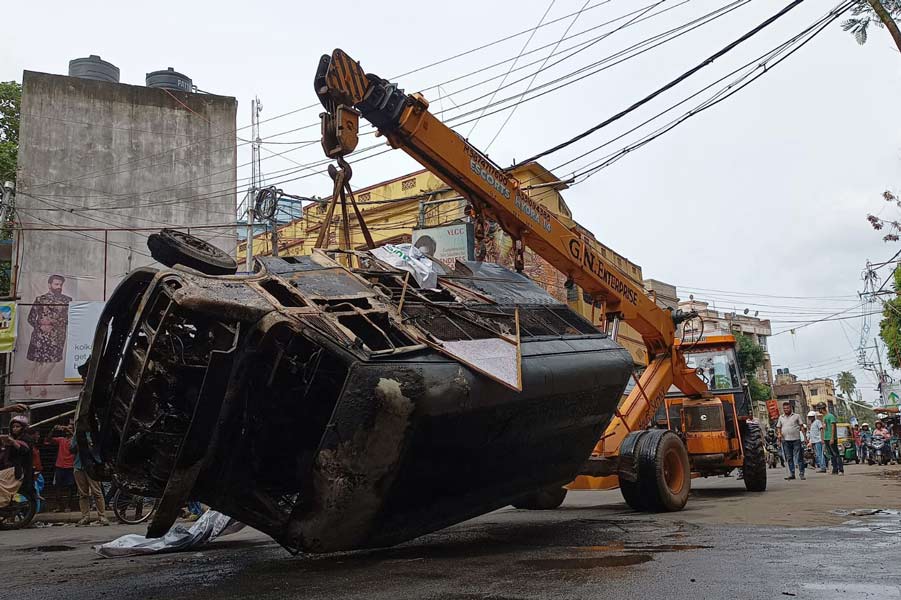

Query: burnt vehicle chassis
[76,250,631,553]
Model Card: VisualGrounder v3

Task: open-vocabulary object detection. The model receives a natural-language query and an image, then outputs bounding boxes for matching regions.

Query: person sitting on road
[0,415,33,508]
[777,402,806,481]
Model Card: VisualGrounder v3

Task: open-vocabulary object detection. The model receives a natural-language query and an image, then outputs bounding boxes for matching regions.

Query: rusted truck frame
[76,250,631,553]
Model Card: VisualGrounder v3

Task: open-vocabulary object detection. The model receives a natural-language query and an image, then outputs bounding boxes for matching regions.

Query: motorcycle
[0,490,37,530]
[868,437,892,466]
[766,441,783,469]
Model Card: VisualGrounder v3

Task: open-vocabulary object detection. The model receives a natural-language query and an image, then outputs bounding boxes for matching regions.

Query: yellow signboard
[0,302,16,353]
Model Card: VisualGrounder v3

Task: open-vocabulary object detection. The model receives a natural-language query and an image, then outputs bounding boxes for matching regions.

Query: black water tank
[146,67,193,92]
[68,55,120,83]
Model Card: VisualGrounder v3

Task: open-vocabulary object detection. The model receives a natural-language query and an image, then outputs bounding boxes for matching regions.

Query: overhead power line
[512,0,809,168]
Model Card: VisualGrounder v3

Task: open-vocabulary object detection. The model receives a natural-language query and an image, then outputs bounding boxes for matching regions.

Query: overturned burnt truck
[76,234,632,554]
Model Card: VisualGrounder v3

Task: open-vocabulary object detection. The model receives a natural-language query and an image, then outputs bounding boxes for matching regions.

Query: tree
[735,333,771,402]
[735,332,765,376]
[842,0,901,54]
[879,267,901,369]
[868,191,901,241]
[0,81,20,184]
[837,371,857,398]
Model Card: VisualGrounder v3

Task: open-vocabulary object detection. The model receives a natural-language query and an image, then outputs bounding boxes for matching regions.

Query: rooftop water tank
[146,67,193,92]
[68,55,120,83]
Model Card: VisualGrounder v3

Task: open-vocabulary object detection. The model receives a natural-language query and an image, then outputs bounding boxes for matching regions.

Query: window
[683,349,741,391]
[810,388,819,396]
[358,192,371,202]
[401,177,417,191]
[758,335,767,350]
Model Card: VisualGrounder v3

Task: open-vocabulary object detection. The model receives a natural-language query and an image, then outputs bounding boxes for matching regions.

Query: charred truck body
[76,250,631,553]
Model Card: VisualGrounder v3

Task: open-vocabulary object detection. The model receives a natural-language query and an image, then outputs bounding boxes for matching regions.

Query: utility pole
[874,337,888,407]
[245,97,262,272]
[1,180,14,230]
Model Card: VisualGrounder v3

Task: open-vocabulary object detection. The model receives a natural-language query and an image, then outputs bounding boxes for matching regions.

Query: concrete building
[10,68,237,402]
[678,299,775,388]
[644,279,679,311]
[772,369,838,417]
[239,163,652,365]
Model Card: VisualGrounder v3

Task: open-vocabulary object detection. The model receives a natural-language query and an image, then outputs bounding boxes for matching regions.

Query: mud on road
[2,464,900,600]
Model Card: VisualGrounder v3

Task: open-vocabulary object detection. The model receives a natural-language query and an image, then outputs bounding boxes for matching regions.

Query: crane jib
[567,239,639,306]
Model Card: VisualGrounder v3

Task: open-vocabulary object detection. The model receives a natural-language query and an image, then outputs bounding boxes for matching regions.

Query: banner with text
[63,301,105,382]
[412,223,474,270]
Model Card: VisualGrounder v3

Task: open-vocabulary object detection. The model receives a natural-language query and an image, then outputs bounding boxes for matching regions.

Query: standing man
[807,410,826,473]
[70,434,108,526]
[777,401,806,480]
[46,421,76,511]
[821,403,844,476]
[23,274,72,398]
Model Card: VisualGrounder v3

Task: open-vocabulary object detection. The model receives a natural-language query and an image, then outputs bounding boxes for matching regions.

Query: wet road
[3,464,900,600]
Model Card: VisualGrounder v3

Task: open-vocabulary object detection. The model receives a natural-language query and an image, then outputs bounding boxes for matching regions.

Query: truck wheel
[147,229,238,276]
[512,486,568,510]
[620,429,690,512]
[741,421,767,492]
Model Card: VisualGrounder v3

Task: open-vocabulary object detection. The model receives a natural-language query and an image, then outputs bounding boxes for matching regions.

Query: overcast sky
[3,0,900,403]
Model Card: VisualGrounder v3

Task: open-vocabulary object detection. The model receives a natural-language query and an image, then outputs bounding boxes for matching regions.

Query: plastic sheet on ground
[93,510,245,558]
[370,243,440,289]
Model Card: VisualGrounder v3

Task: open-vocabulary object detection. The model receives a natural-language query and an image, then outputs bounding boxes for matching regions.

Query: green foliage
[735,332,765,377]
[879,267,901,369]
[837,371,857,399]
[843,0,901,45]
[0,81,20,183]
[748,376,771,403]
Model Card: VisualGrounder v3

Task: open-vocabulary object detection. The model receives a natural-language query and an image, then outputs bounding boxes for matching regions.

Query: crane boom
[316,49,708,459]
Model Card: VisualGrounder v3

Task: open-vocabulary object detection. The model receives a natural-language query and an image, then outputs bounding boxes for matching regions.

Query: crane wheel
[741,421,767,492]
[512,486,568,510]
[619,429,690,512]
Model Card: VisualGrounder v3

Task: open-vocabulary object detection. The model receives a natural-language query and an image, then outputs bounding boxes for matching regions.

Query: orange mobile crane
[315,49,763,512]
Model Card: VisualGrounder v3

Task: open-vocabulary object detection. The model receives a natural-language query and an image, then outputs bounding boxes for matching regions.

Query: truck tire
[741,421,767,492]
[512,486,568,510]
[147,229,238,276]
[620,429,690,512]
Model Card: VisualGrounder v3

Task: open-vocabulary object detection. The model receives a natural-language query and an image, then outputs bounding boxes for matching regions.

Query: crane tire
[741,421,767,492]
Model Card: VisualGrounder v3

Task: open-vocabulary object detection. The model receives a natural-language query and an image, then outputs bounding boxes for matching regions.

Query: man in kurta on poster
[23,274,71,397]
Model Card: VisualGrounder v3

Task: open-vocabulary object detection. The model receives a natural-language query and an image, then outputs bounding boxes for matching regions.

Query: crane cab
[656,335,753,475]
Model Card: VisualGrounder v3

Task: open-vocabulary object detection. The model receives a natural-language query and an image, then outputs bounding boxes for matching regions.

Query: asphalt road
[2,463,900,600]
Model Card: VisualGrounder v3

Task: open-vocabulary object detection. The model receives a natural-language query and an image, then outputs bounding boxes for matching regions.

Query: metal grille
[683,405,725,432]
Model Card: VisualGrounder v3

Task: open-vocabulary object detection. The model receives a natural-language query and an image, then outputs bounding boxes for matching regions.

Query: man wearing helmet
[0,415,33,508]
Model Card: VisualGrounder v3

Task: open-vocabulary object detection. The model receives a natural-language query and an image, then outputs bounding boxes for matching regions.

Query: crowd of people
[767,400,899,479]
[0,404,108,525]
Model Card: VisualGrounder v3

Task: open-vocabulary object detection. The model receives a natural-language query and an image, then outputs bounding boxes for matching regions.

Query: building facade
[239,162,651,365]
[11,70,237,402]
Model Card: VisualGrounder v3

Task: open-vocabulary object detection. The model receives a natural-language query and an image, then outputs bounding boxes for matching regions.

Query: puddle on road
[519,554,652,570]
[576,543,710,553]
[18,545,76,553]
[830,508,901,534]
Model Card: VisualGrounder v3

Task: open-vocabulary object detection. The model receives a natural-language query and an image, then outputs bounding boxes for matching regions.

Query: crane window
[684,349,740,391]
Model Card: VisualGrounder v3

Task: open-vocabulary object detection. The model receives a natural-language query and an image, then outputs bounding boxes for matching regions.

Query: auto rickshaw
[836,422,859,464]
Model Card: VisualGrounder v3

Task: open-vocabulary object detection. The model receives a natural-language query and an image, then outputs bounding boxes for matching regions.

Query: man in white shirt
[776,402,807,480]
[806,410,826,473]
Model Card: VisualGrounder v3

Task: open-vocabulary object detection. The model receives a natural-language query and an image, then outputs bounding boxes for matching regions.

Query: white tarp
[63,301,104,381]
[370,243,440,289]
[93,510,245,558]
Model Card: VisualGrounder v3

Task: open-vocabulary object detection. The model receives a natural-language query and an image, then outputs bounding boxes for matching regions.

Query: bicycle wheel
[112,489,158,525]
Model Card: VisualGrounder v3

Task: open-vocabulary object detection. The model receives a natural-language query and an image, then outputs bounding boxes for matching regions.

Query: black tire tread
[147,229,237,275]
[741,421,767,492]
